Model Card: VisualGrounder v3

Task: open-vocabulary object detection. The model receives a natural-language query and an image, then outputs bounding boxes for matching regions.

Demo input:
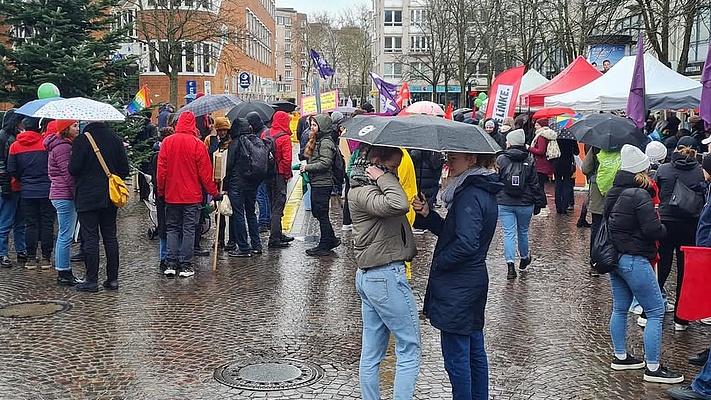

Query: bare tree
[337,5,374,102]
[131,0,244,105]
[537,0,622,68]
[400,0,455,102]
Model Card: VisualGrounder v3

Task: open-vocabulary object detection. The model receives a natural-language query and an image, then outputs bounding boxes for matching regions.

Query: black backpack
[263,131,289,179]
[326,137,346,185]
[500,156,531,197]
[236,134,269,181]
[670,175,705,218]
[591,218,618,274]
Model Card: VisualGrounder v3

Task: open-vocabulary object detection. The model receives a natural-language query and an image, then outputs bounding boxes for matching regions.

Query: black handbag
[591,218,618,274]
[670,176,704,218]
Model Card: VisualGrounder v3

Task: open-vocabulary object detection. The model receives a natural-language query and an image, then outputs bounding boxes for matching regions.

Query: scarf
[440,166,494,208]
[349,156,390,188]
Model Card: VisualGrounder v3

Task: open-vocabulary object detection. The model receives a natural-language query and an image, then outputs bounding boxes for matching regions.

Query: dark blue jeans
[257,182,270,227]
[440,330,488,400]
[554,171,573,213]
[229,186,261,252]
[0,191,25,256]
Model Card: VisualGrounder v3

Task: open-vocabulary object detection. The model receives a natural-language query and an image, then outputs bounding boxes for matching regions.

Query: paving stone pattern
[0,192,709,399]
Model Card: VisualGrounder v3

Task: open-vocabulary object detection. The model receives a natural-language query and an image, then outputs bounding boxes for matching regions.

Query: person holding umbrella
[348,145,419,400]
[412,151,502,400]
[69,121,130,291]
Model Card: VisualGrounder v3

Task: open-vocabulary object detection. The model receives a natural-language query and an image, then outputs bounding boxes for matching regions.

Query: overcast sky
[276,0,369,17]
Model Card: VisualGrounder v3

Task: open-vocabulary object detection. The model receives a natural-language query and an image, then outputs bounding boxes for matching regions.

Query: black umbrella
[270,100,297,113]
[570,113,648,151]
[175,94,242,116]
[226,100,275,123]
[341,114,501,154]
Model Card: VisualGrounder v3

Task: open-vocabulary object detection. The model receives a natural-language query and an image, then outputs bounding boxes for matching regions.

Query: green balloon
[474,98,483,108]
[478,92,487,101]
[37,83,60,99]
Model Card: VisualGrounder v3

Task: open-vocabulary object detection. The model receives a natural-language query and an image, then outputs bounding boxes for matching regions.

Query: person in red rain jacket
[263,110,294,248]
[157,111,221,278]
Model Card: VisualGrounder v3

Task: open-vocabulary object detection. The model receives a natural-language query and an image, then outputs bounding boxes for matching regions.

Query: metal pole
[314,75,322,114]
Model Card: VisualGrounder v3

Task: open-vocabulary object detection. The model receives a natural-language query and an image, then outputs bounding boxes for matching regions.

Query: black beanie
[703,153,711,176]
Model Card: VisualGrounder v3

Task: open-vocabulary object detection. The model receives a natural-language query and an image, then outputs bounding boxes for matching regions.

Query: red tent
[520,57,602,108]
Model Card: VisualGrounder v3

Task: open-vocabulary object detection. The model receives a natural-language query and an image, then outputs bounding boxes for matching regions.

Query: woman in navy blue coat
[413,152,502,400]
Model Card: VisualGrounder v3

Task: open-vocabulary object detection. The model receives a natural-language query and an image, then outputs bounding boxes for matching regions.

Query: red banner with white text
[485,65,526,123]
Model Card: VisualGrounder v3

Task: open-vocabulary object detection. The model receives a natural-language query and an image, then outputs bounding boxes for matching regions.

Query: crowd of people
[2,96,711,399]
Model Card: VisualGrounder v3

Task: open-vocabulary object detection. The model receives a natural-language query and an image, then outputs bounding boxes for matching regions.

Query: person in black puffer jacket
[605,144,683,385]
[652,136,705,330]
[409,149,444,209]
[495,129,546,279]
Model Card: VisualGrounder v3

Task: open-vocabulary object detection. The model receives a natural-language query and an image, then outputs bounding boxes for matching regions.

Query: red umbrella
[532,107,577,119]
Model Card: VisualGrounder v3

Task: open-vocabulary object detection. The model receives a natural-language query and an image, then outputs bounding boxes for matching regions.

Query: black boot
[507,262,517,279]
[57,270,83,286]
[519,256,532,270]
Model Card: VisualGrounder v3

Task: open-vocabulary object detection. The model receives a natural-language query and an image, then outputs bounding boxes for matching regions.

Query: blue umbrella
[15,97,64,116]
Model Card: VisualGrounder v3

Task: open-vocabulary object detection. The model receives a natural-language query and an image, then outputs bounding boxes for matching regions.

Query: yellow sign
[370,89,378,96]
[301,90,340,116]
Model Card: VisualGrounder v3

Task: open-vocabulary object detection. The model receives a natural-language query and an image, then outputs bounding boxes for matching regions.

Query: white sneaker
[674,323,688,331]
[665,302,675,313]
[341,224,353,231]
[412,228,426,235]
[630,305,643,315]
[637,316,647,328]
[699,317,711,325]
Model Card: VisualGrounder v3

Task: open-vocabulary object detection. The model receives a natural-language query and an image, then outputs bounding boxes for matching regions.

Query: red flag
[444,102,453,120]
[484,65,526,122]
[677,246,711,321]
[395,82,411,108]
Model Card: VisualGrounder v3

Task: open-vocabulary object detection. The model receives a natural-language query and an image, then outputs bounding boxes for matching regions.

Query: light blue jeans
[498,205,533,263]
[356,262,421,400]
[609,254,664,364]
[51,199,77,271]
[0,191,25,256]
[691,346,711,397]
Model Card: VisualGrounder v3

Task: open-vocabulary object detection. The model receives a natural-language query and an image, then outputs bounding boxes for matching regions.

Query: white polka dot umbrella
[30,97,126,121]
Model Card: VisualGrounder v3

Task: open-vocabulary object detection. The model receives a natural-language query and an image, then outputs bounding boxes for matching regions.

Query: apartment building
[115,0,277,107]
[274,8,307,104]
[372,0,489,106]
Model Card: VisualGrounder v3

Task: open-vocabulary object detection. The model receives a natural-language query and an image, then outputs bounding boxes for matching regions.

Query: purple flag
[369,72,401,115]
[310,49,335,79]
[626,33,646,130]
[700,37,711,130]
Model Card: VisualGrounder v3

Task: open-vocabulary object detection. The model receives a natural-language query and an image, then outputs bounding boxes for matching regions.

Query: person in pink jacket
[44,120,81,286]
[529,118,556,186]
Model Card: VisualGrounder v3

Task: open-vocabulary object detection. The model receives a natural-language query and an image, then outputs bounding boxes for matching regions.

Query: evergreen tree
[0,0,137,105]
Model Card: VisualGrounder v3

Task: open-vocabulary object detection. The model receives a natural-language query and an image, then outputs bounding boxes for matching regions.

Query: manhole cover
[214,358,325,391]
[0,300,72,318]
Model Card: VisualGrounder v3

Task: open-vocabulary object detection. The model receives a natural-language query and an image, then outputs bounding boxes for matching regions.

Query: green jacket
[581,150,604,215]
[348,172,417,269]
[303,114,335,188]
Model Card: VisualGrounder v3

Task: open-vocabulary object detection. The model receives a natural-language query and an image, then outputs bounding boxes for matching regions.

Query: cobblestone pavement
[1,190,709,399]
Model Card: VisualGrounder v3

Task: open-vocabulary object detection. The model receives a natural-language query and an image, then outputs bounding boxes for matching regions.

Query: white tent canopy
[544,54,702,111]
[518,69,550,100]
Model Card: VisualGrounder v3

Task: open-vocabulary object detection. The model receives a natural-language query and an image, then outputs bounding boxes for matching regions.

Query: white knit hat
[620,144,650,173]
[506,129,526,146]
[645,141,667,163]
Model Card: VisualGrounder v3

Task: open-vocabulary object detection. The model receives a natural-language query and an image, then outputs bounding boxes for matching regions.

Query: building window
[184,42,195,72]
[384,36,402,53]
[384,10,402,27]
[410,9,425,24]
[410,36,428,52]
[411,62,430,76]
[384,62,402,79]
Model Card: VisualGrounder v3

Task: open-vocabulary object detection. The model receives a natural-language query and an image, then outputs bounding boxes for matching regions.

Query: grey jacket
[348,172,417,269]
[582,149,604,215]
[303,114,335,188]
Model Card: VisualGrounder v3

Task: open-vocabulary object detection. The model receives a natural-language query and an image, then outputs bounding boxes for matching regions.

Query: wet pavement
[1,188,709,399]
